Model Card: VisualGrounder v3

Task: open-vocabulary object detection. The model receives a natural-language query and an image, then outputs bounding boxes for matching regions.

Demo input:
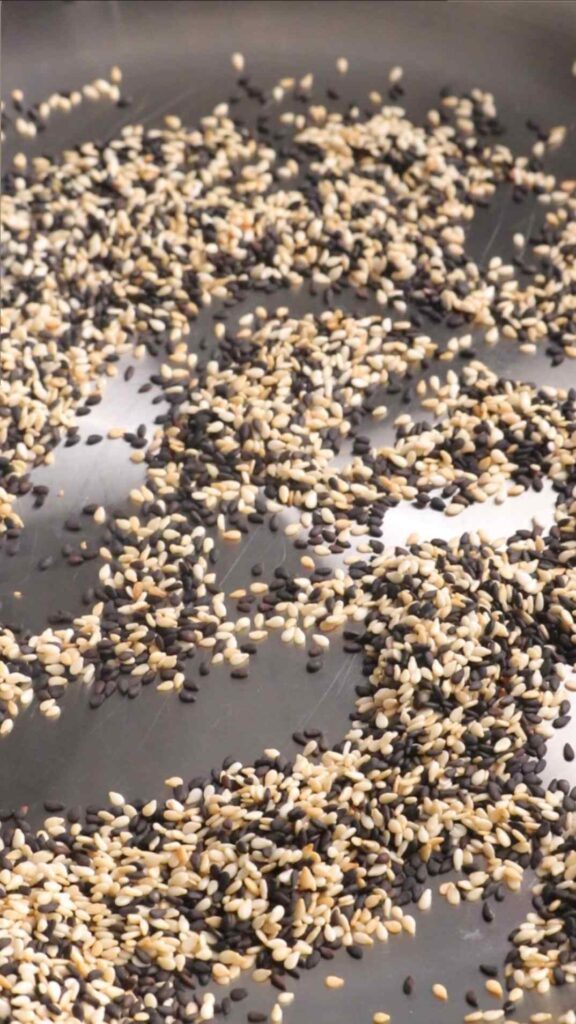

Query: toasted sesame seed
[486,979,504,999]
[417,888,432,911]
[432,983,448,1001]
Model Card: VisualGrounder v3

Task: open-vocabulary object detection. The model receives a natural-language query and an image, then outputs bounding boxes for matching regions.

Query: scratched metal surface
[1,3,576,1022]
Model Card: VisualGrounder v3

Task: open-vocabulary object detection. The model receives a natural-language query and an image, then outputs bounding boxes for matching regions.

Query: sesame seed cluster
[1,64,575,1024]
[2,80,574,535]
[2,336,574,734]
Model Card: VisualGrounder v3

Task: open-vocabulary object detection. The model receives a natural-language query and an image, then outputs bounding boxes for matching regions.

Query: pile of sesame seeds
[1,59,575,1024]
[2,69,574,531]
[2,344,574,733]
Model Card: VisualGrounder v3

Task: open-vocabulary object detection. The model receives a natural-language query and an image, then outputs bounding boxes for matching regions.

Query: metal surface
[1,2,576,1021]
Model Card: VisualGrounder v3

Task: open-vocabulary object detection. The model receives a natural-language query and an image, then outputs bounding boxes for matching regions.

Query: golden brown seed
[432,983,448,1001]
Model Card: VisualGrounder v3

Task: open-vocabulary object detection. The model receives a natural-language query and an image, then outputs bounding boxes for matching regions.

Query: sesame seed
[486,979,504,999]
[432,983,448,1001]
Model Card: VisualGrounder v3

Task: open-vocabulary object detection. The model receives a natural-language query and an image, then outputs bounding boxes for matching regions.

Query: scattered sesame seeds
[4,68,128,143]
[0,55,575,1024]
